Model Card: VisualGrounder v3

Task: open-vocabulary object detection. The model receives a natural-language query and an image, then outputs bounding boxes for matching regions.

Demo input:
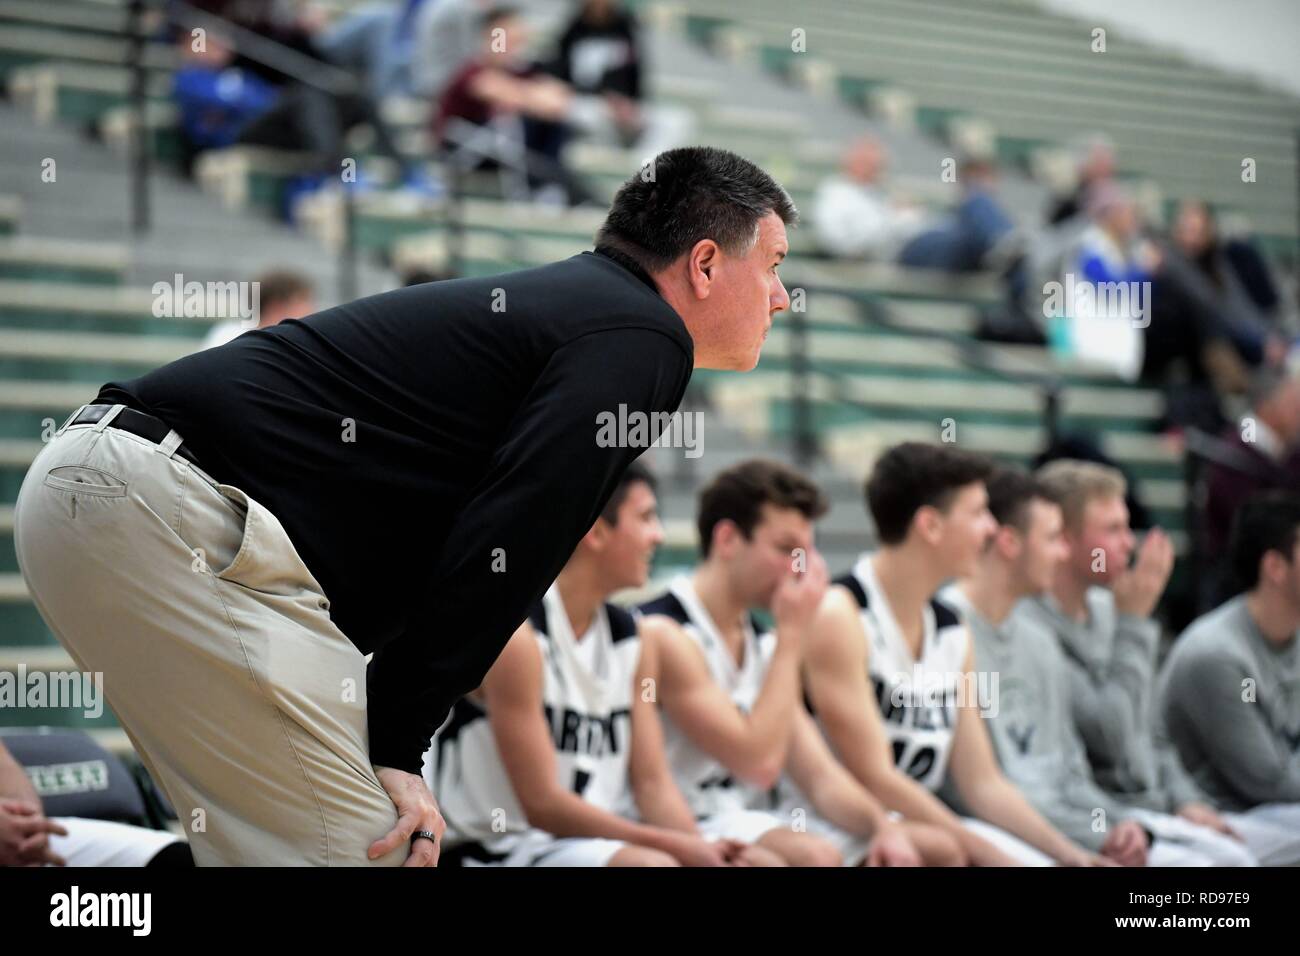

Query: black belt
[69,404,203,468]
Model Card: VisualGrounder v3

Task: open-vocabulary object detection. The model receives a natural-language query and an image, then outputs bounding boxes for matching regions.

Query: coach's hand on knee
[369,767,445,867]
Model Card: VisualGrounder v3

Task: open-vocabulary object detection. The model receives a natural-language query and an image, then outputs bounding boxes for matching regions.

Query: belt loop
[91,404,128,433]
[56,404,89,436]
[156,429,185,460]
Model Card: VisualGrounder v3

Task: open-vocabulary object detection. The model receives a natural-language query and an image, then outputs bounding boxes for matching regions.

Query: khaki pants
[14,403,406,866]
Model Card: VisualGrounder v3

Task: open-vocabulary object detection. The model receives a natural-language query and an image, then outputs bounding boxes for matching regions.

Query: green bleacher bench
[0,327,193,383]
[10,61,171,127]
[0,25,174,82]
[0,280,217,339]
[0,237,128,285]
[0,196,20,237]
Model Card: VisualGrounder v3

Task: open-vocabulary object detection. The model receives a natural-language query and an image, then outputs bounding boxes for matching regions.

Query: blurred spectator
[1202,368,1300,572]
[180,0,329,86]
[898,157,1020,276]
[1075,183,1159,294]
[413,0,491,100]
[202,269,316,349]
[316,0,431,101]
[1169,200,1285,367]
[172,28,279,162]
[811,136,925,260]
[172,27,416,205]
[1049,183,1157,380]
[434,6,594,206]
[1143,201,1286,428]
[1048,135,1116,226]
[550,0,643,146]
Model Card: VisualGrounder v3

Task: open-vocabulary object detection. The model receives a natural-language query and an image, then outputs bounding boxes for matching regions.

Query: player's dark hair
[697,459,827,558]
[985,467,1059,532]
[255,269,314,310]
[600,462,657,527]
[866,442,993,545]
[1229,492,1300,590]
[594,146,797,275]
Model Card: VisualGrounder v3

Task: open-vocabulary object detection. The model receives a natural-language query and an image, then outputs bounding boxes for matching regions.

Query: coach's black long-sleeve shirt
[96,251,693,773]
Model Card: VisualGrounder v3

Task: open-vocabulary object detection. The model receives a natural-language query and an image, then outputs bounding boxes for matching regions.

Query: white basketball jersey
[637,575,777,818]
[426,583,642,858]
[831,553,969,791]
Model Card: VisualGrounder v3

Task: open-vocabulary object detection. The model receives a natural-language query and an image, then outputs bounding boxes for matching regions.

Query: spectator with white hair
[811,136,924,260]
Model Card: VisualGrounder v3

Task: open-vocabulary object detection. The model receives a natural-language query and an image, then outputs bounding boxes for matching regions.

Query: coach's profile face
[685,212,791,371]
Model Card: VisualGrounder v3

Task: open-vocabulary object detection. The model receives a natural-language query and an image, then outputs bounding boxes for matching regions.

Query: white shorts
[48,817,183,867]
[960,817,1055,866]
[1130,809,1257,867]
[1223,803,1300,866]
[697,809,787,845]
[490,830,627,868]
[797,814,872,867]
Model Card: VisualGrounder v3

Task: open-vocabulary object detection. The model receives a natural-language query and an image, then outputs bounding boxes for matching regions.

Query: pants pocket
[42,464,128,497]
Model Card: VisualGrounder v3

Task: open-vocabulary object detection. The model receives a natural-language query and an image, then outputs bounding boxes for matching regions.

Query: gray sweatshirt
[1016,590,1206,814]
[1159,595,1300,811]
[942,586,1135,851]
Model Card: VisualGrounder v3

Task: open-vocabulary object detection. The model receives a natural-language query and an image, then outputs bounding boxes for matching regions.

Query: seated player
[424,464,756,866]
[1018,460,1267,865]
[639,459,963,866]
[1159,493,1300,865]
[804,443,1073,865]
[945,467,1250,866]
[0,739,191,867]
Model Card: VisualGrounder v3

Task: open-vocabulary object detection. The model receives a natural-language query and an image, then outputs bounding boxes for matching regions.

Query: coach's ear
[686,238,720,298]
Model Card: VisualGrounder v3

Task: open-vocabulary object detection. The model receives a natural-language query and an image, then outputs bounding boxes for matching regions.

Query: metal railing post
[128,0,150,234]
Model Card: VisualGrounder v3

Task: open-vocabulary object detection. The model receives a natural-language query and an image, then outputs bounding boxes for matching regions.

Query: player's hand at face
[1177,802,1240,839]
[369,767,446,867]
[864,823,922,867]
[772,547,829,643]
[1113,528,1174,619]
[0,799,68,867]
[1100,820,1149,867]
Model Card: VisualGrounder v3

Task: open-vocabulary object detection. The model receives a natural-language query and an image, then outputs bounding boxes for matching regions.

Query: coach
[13,147,795,866]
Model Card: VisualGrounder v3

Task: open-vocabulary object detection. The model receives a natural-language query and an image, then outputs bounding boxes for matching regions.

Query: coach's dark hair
[600,462,658,527]
[1229,492,1300,591]
[697,459,827,558]
[986,467,1059,532]
[866,443,993,545]
[594,147,797,275]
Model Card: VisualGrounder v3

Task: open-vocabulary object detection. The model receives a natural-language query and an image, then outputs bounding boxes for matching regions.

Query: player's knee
[928,831,969,867]
[608,845,680,867]
[807,837,844,868]
[738,844,787,867]
[778,833,842,867]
